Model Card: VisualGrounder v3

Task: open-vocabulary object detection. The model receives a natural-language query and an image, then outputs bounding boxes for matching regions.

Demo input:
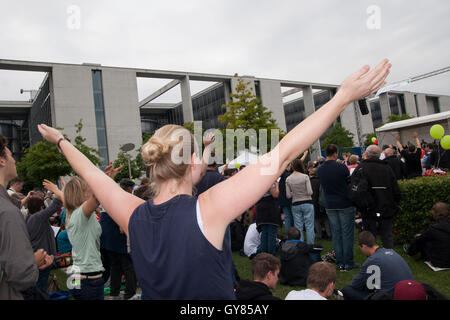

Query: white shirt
[285,289,327,300]
[243,223,261,257]
[7,188,16,196]
[379,153,386,160]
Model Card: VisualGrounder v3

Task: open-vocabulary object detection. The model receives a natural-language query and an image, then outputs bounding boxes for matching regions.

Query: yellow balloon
[440,135,450,150]
[430,124,445,140]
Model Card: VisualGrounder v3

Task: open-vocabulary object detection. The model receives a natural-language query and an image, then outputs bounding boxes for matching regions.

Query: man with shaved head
[354,144,401,248]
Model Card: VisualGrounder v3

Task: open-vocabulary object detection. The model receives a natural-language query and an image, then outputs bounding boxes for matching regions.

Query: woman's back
[286,173,313,203]
[66,206,103,273]
[129,194,235,299]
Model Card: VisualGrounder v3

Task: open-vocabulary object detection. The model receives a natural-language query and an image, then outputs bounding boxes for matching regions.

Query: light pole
[120,143,135,179]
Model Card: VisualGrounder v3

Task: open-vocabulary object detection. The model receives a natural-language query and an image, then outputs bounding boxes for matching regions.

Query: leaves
[16,119,102,191]
[393,175,450,243]
[323,122,354,149]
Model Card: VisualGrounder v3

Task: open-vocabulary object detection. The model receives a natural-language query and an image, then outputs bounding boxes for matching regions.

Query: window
[91,70,109,167]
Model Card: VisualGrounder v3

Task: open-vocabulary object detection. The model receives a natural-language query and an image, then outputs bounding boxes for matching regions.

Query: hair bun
[142,137,170,164]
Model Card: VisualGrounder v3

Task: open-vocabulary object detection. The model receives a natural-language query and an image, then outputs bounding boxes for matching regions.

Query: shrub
[393,175,450,243]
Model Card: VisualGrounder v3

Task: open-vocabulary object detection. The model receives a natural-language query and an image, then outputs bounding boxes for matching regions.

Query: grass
[232,226,450,299]
[48,226,450,300]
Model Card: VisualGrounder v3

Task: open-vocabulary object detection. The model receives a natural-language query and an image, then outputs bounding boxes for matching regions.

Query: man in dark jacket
[26,189,63,293]
[405,202,450,268]
[355,145,401,249]
[278,163,293,234]
[384,148,406,180]
[235,253,281,300]
[279,227,320,287]
[0,134,53,299]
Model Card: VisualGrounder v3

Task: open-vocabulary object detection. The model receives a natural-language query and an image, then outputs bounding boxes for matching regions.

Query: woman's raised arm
[37,125,144,236]
[198,59,391,249]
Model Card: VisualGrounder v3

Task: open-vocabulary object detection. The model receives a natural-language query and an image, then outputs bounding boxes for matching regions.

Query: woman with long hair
[37,60,390,299]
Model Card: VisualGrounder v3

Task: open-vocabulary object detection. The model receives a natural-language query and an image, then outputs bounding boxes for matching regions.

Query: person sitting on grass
[341,231,414,300]
[404,202,450,268]
[235,253,281,300]
[285,261,336,300]
[279,227,320,287]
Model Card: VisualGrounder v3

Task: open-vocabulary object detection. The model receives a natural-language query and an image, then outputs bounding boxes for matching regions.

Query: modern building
[1,59,449,166]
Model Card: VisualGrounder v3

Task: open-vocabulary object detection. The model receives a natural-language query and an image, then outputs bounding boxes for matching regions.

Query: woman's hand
[43,179,63,201]
[336,59,391,104]
[37,124,64,145]
[105,162,123,180]
[203,132,215,147]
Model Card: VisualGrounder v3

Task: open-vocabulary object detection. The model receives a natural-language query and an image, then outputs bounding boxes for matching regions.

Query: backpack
[318,185,327,209]
[349,167,375,212]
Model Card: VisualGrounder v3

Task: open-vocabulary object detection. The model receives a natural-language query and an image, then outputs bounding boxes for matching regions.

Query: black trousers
[107,251,137,299]
[407,237,431,260]
[362,217,393,249]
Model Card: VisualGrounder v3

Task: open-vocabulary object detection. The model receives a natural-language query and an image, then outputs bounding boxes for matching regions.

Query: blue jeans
[326,207,356,269]
[291,203,315,245]
[36,266,52,293]
[257,224,278,255]
[281,206,294,234]
[70,277,104,300]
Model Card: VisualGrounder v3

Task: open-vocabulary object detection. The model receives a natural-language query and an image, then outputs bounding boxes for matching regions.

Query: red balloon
[374,139,378,145]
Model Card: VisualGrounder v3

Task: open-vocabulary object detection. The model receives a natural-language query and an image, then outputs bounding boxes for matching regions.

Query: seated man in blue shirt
[342,231,414,300]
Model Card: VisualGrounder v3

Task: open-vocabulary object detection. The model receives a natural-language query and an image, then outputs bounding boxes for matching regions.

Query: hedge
[393,174,450,244]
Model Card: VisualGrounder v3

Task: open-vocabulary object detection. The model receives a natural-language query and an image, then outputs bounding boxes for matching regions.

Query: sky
[1,0,449,103]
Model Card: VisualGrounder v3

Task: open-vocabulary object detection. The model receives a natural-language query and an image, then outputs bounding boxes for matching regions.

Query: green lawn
[49,227,449,300]
[232,227,450,299]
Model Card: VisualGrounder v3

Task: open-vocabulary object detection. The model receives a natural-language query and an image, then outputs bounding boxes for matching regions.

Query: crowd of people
[0,59,448,301]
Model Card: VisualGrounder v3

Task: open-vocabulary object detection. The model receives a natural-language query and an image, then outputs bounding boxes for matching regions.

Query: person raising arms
[37,59,391,299]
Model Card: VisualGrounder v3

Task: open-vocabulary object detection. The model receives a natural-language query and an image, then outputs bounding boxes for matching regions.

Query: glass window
[91,70,109,167]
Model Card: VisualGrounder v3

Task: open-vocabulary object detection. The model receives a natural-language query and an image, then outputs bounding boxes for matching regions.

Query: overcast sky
[1,0,449,103]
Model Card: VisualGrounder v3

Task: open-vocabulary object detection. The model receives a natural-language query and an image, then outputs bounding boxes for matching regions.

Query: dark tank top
[128,194,235,299]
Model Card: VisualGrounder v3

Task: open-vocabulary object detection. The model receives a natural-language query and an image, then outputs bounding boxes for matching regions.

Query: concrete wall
[52,65,142,166]
[259,79,287,132]
[379,93,390,122]
[51,65,99,151]
[101,68,142,161]
[340,102,360,145]
[415,93,428,117]
[302,85,321,160]
[439,96,450,112]
[403,92,418,117]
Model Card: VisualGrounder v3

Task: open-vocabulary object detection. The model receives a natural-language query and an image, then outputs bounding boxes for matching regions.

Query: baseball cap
[394,280,427,300]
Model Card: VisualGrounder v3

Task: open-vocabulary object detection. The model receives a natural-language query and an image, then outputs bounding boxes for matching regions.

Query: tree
[112,149,142,182]
[16,141,71,191]
[16,119,102,191]
[218,75,285,160]
[219,76,279,132]
[322,122,354,149]
[386,113,412,123]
